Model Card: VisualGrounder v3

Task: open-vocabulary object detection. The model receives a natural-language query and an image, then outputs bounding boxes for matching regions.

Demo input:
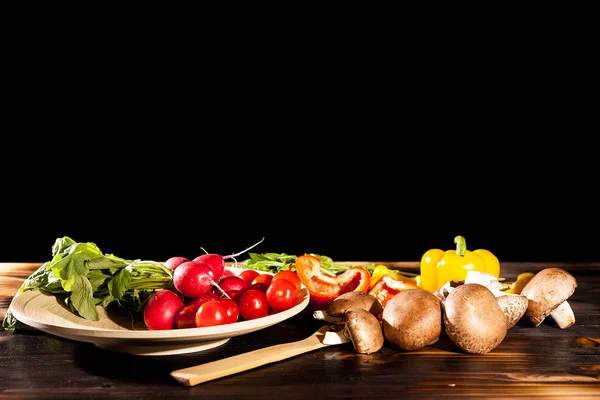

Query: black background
[2,136,598,265]
[2,48,598,265]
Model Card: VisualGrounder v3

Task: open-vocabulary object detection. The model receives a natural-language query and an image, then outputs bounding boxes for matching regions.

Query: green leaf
[19,262,52,293]
[109,266,132,301]
[51,236,77,257]
[50,243,100,291]
[87,270,111,292]
[88,254,129,270]
[69,275,99,321]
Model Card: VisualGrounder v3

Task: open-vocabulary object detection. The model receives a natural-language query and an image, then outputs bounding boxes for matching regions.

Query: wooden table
[1,262,599,399]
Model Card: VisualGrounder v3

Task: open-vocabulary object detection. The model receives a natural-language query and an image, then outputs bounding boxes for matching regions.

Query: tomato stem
[454,235,467,256]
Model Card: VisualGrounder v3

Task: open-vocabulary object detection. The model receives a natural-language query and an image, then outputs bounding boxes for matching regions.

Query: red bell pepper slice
[368,274,419,308]
[295,254,371,310]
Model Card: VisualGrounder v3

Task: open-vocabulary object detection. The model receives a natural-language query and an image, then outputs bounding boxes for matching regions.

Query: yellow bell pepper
[419,235,500,293]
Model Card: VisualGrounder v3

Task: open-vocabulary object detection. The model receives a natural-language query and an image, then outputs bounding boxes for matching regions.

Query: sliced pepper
[295,254,371,310]
[369,265,402,290]
[419,235,500,293]
[368,274,419,309]
[504,272,534,294]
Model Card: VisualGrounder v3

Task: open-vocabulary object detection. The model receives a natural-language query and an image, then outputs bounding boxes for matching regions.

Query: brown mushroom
[443,283,508,354]
[520,267,577,328]
[343,307,384,354]
[313,291,383,323]
[496,294,528,328]
[382,288,442,351]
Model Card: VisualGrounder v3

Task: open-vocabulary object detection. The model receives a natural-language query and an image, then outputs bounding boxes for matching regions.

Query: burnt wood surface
[1,262,599,399]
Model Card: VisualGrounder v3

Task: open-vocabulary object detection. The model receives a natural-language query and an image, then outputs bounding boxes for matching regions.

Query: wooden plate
[9,267,310,356]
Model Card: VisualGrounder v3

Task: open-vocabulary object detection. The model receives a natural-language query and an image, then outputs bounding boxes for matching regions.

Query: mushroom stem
[550,300,575,329]
[313,310,343,324]
[322,329,350,345]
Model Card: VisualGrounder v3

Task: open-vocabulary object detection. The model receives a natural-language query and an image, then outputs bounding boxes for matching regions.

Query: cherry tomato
[175,303,202,329]
[238,289,269,320]
[143,290,184,330]
[238,269,260,287]
[219,298,240,324]
[272,270,302,292]
[195,300,229,328]
[249,274,273,292]
[266,278,299,312]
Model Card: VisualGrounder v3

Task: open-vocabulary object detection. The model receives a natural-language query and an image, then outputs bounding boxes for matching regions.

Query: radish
[194,237,265,281]
[143,289,184,330]
[215,276,248,295]
[173,261,216,298]
[165,256,189,271]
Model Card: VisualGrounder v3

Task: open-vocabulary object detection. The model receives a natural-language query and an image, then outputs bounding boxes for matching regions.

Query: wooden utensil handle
[171,337,328,387]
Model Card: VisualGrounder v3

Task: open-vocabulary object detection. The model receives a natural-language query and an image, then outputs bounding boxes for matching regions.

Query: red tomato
[272,270,302,292]
[175,303,202,329]
[249,274,273,292]
[195,300,229,328]
[219,298,239,324]
[266,278,299,312]
[238,269,260,287]
[143,290,184,330]
[238,289,269,320]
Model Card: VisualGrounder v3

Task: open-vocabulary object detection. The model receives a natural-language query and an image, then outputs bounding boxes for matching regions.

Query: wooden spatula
[170,324,349,387]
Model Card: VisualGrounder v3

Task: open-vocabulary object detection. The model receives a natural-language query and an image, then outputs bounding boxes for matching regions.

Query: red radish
[219,268,235,280]
[216,276,248,294]
[165,256,189,271]
[186,292,218,306]
[193,237,265,281]
[222,289,243,303]
[143,290,184,330]
[173,261,216,298]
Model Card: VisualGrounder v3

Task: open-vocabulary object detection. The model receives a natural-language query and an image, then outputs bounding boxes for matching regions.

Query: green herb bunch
[2,236,173,331]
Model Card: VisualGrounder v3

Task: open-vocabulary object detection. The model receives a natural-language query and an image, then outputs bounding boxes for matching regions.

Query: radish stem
[211,280,231,300]
[224,237,265,259]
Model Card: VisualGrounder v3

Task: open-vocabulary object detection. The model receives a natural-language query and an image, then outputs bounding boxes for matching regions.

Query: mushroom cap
[343,307,384,354]
[444,283,508,354]
[496,294,528,328]
[520,268,577,327]
[381,288,442,351]
[327,291,383,316]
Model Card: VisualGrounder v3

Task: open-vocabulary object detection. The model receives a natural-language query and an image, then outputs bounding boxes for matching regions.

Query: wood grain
[1,261,600,399]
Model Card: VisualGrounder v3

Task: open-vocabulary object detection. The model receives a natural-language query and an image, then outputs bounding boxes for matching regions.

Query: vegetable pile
[3,234,578,358]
